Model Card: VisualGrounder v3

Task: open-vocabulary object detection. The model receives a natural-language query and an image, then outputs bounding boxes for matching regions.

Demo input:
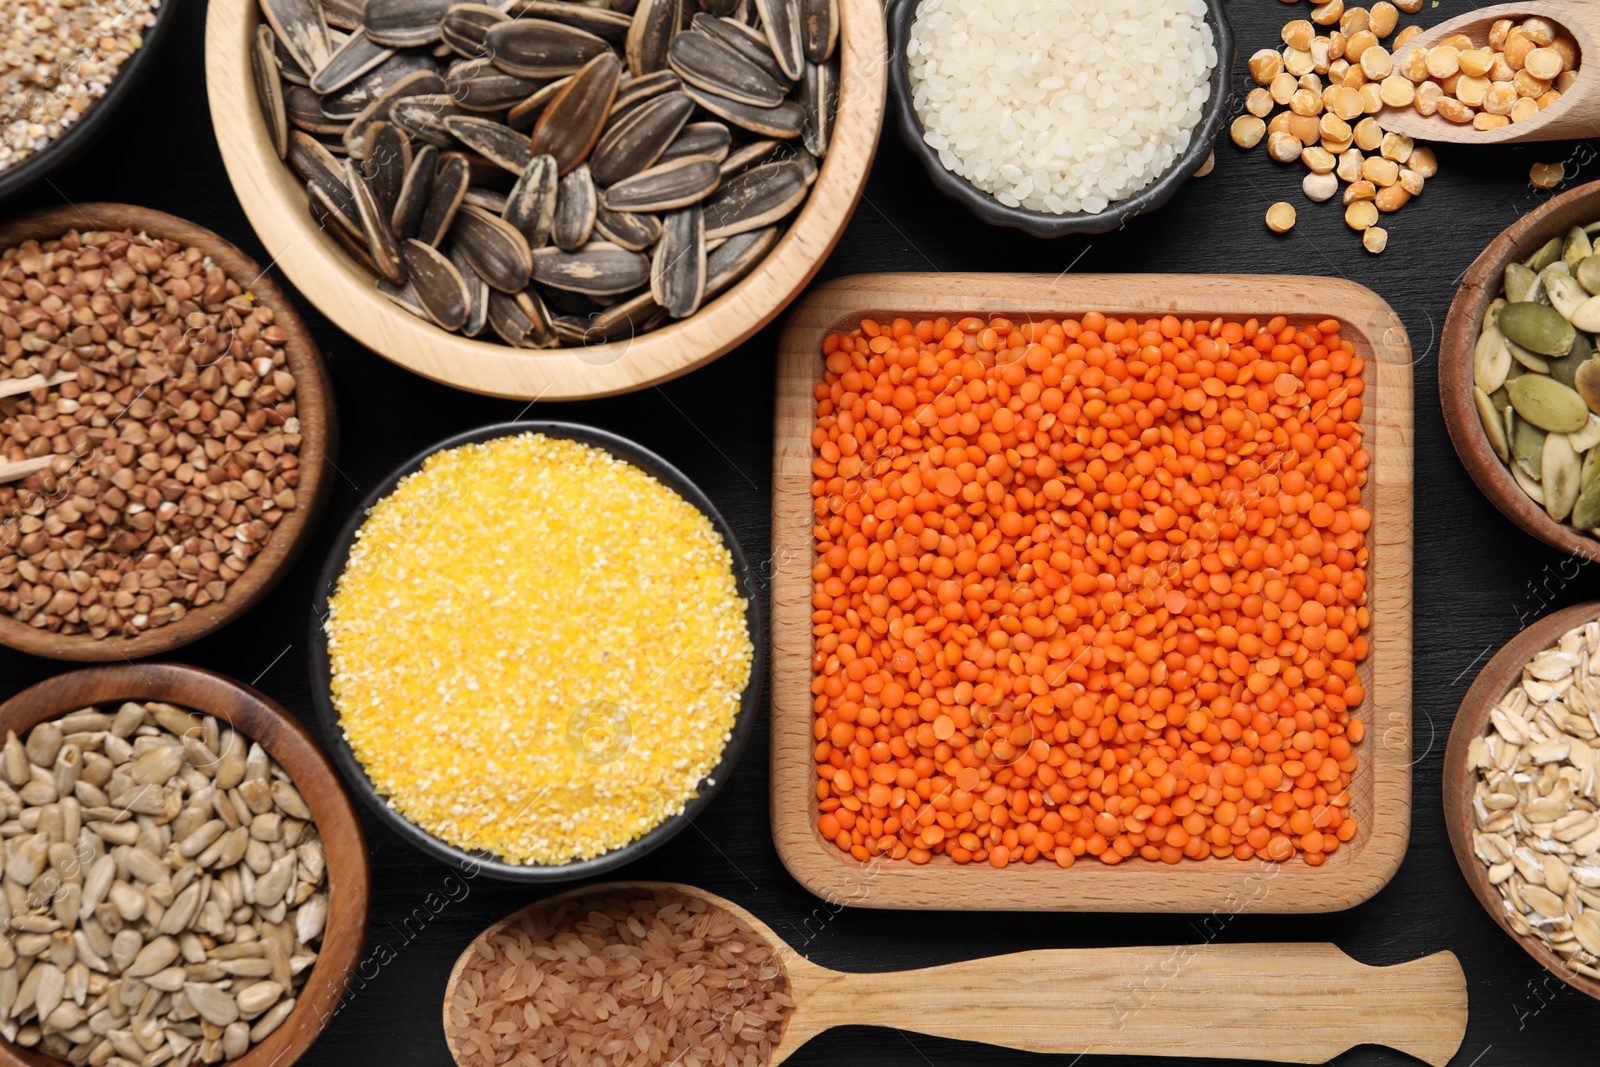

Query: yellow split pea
[326,434,754,865]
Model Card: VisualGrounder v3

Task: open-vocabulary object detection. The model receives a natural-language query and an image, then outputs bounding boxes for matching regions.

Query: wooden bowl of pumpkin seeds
[204,0,886,401]
[1442,179,1600,560]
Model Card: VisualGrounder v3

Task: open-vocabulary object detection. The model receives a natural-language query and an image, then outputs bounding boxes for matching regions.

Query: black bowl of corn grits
[307,422,765,882]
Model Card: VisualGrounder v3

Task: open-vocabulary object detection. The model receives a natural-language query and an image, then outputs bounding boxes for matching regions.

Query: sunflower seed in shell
[799,0,836,62]
[695,15,787,85]
[464,186,509,211]
[445,241,492,336]
[718,136,778,175]
[343,68,445,157]
[681,83,803,138]
[800,58,834,157]
[439,3,509,58]
[329,213,384,274]
[390,93,466,145]
[487,289,557,347]
[554,164,599,250]
[552,313,589,342]
[453,203,535,291]
[345,160,406,281]
[658,119,731,164]
[445,115,534,172]
[366,121,413,217]
[531,242,651,295]
[400,239,472,330]
[391,142,437,237]
[531,51,623,173]
[309,26,393,93]
[504,154,559,247]
[419,152,471,244]
[668,30,785,107]
[289,129,346,186]
[363,0,454,46]
[446,56,544,110]
[320,51,439,118]
[273,30,312,86]
[704,222,775,296]
[308,177,364,241]
[627,0,688,76]
[590,90,693,185]
[608,68,682,118]
[286,86,347,136]
[698,0,740,13]
[504,0,634,46]
[578,288,660,341]
[324,0,366,30]
[593,206,661,251]
[612,0,642,14]
[254,26,291,159]
[651,205,704,317]
[541,285,607,315]
[753,0,803,81]
[702,158,804,238]
[261,0,334,76]
[506,75,569,130]
[601,154,720,211]
[486,19,613,78]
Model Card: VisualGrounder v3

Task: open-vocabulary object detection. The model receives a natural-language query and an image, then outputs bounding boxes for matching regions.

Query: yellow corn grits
[325,434,753,865]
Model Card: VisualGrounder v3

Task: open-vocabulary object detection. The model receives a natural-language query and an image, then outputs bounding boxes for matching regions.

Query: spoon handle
[805,944,1465,1065]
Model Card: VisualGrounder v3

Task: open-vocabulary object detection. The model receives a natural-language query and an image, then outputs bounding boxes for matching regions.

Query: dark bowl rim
[307,420,767,883]
[885,0,1235,237]
[0,0,183,203]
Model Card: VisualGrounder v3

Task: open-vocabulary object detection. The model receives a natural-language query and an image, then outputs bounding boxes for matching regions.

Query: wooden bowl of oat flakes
[0,204,336,661]
[1447,600,1600,999]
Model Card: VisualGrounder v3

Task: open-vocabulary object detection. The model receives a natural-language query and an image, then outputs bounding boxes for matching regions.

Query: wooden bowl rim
[306,420,767,882]
[0,663,371,1067]
[1443,600,1600,1000]
[203,0,887,401]
[0,202,338,662]
[1438,178,1600,562]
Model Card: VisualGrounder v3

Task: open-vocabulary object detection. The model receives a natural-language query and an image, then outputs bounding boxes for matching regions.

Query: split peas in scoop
[809,313,1371,868]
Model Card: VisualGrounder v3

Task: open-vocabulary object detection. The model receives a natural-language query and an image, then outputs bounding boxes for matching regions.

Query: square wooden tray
[770,273,1414,912]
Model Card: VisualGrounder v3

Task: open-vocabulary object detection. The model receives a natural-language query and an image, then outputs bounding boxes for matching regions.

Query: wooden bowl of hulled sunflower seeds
[0,204,336,662]
[0,663,370,1067]
[205,0,887,401]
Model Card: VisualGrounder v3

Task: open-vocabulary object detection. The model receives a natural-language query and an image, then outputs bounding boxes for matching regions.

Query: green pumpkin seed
[1500,301,1576,356]
[1544,432,1582,520]
[1573,295,1600,333]
[1474,316,1512,394]
[1566,226,1594,267]
[1526,236,1564,273]
[1504,262,1538,304]
[1550,330,1593,389]
[1510,374,1590,433]
[1512,413,1546,478]
[1475,386,1510,463]
[1576,255,1600,296]
[1572,474,1600,527]
[1542,264,1588,321]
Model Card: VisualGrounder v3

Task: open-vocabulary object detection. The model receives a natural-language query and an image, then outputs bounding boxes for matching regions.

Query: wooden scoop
[1376,0,1600,144]
[444,881,1468,1067]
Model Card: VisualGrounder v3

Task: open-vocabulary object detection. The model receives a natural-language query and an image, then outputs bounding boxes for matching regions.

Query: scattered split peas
[809,313,1372,870]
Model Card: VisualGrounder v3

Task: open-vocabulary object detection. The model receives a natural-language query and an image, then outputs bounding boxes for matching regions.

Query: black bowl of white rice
[889,0,1234,236]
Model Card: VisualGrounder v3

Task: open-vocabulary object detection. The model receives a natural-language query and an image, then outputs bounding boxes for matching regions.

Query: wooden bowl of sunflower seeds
[205,0,886,401]
[0,663,370,1067]
[0,204,337,662]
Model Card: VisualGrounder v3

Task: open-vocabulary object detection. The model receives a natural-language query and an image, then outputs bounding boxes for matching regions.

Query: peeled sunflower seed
[261,0,335,77]
[593,206,661,251]
[453,203,535,291]
[419,151,471,244]
[554,164,599,251]
[590,90,693,186]
[626,0,689,76]
[445,115,535,172]
[658,120,731,164]
[309,26,394,94]
[504,0,634,46]
[439,3,508,59]
[363,0,456,47]
[401,239,472,330]
[668,30,787,108]
[486,19,614,78]
[531,51,623,174]
[601,154,721,212]
[531,242,651,295]
[651,205,705,318]
[504,154,560,248]
[682,83,804,138]
[702,158,806,238]
[253,25,291,160]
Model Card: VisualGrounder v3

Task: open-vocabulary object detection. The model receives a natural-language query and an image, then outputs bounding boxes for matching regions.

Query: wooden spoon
[1376,1,1600,144]
[0,456,55,485]
[445,881,1468,1067]
[0,370,72,401]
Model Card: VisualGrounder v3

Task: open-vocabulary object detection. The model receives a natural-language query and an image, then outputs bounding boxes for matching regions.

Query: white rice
[907,0,1218,215]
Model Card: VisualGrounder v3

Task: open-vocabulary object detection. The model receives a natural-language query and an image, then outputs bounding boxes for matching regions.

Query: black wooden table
[4,0,1597,1063]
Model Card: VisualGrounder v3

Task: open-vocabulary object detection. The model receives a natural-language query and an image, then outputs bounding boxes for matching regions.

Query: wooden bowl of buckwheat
[0,204,336,661]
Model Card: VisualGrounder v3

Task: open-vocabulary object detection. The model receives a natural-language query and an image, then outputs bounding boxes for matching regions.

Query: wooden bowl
[1444,600,1600,1000]
[0,204,336,661]
[1439,179,1600,561]
[0,663,371,1067]
[203,0,887,402]
[307,421,766,882]
[772,273,1415,912]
